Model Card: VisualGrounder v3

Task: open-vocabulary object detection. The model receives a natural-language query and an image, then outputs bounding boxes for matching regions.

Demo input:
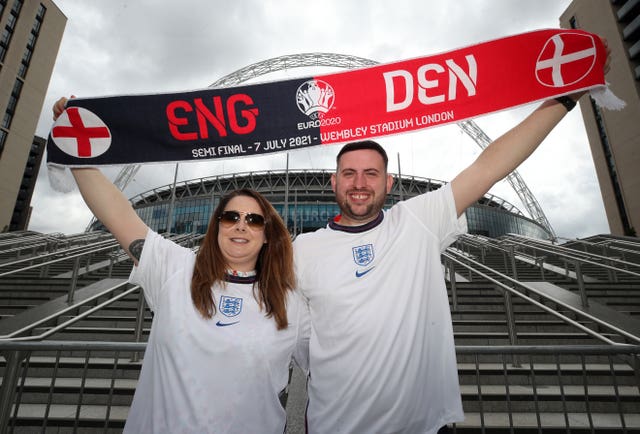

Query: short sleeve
[397,183,467,252]
[128,230,194,311]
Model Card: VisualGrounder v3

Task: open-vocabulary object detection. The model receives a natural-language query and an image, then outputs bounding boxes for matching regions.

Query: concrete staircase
[0,231,638,433]
[447,234,640,432]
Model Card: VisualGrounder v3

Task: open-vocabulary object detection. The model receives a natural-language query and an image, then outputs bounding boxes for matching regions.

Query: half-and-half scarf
[46,28,623,192]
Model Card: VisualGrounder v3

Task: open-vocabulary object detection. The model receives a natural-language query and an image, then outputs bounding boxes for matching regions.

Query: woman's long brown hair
[190,189,295,330]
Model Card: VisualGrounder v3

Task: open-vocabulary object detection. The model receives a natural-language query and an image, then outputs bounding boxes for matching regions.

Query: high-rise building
[561,0,640,237]
[0,1,66,232]
[10,135,45,231]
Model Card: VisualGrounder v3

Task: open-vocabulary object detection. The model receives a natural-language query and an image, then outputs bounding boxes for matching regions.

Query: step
[10,403,128,427]
[455,411,640,431]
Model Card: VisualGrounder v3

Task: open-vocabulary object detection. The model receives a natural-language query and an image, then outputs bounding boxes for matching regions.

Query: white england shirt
[294,184,466,434]
[125,230,309,434]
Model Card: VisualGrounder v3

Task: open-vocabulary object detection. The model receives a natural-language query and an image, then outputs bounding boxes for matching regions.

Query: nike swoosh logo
[216,320,239,327]
[355,267,375,278]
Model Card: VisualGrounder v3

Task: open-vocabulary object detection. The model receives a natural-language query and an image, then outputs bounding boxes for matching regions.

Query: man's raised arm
[451,36,610,217]
[451,97,574,217]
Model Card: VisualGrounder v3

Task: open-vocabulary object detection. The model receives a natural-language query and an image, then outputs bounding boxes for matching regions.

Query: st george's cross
[51,107,112,158]
[535,32,597,88]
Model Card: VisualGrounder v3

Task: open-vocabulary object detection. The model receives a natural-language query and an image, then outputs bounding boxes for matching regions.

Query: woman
[53,98,309,433]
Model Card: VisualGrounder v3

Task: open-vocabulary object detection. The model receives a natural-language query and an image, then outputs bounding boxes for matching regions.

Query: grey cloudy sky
[31,0,610,239]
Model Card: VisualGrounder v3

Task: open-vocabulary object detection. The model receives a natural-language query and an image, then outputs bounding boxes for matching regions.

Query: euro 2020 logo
[296,79,335,120]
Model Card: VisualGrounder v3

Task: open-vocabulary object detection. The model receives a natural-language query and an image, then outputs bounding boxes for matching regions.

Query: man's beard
[337,189,386,223]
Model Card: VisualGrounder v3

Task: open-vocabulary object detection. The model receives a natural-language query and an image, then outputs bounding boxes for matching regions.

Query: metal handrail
[455,343,640,354]
[503,233,640,276]
[0,339,637,354]
[0,233,204,342]
[0,341,637,432]
[0,232,113,258]
[512,232,640,264]
[0,232,63,248]
[0,340,146,351]
[0,281,139,341]
[0,239,120,273]
[444,249,640,345]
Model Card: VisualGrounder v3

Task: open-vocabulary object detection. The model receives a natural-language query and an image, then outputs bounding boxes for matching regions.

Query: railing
[502,234,640,279]
[0,341,638,433]
[0,341,146,433]
[452,234,640,313]
[461,234,640,280]
[0,280,141,341]
[452,345,640,433]
[0,239,122,280]
[0,232,638,432]
[444,249,640,346]
[0,232,114,263]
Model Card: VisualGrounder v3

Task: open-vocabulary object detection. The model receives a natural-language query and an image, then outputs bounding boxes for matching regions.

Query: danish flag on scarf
[46,28,624,192]
[535,33,598,87]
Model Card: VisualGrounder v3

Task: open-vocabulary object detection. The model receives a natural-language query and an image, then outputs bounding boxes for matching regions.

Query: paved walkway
[286,364,307,434]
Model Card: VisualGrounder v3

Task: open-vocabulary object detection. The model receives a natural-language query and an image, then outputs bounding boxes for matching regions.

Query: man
[293,92,596,433]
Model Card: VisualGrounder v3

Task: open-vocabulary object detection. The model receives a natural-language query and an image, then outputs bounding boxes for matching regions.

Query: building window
[36,3,45,20]
[11,77,22,94]
[0,129,7,157]
[17,5,44,79]
[0,0,21,63]
[31,17,40,34]
[1,28,10,46]
[1,77,23,128]
[10,0,21,15]
[17,61,25,77]
[6,11,15,27]
[32,4,45,34]
[21,45,31,63]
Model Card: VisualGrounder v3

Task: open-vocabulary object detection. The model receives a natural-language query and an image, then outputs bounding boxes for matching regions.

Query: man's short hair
[336,140,389,169]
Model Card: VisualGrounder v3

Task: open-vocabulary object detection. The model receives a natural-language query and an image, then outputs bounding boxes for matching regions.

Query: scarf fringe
[590,85,626,111]
[48,164,77,193]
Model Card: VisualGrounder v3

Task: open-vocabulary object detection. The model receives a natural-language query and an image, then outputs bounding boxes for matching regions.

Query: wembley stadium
[89,169,553,240]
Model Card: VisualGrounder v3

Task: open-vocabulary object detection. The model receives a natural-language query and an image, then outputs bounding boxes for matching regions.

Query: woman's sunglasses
[218,210,266,229]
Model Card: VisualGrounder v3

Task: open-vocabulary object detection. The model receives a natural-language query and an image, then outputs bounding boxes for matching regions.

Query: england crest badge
[219,295,243,317]
[352,244,374,267]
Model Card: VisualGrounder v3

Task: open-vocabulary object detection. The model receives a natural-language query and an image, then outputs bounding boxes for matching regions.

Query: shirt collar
[328,210,384,233]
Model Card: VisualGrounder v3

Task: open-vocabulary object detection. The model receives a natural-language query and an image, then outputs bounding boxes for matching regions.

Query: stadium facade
[97,170,552,240]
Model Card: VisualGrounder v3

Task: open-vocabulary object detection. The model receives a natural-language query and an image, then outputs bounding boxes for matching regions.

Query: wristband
[555,96,577,112]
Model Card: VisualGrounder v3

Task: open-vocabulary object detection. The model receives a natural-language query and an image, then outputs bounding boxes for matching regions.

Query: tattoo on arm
[129,239,145,261]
